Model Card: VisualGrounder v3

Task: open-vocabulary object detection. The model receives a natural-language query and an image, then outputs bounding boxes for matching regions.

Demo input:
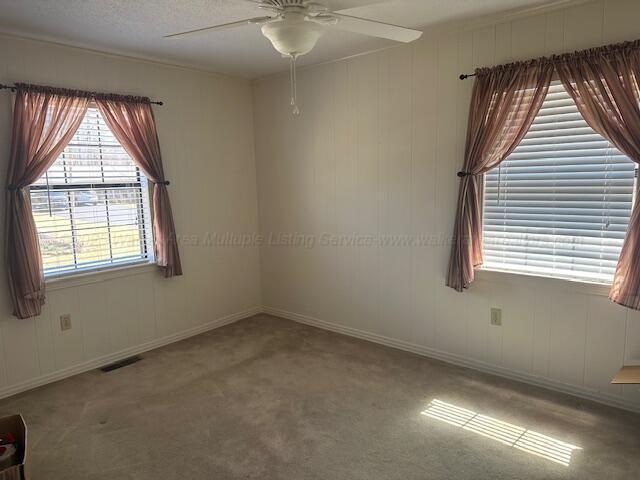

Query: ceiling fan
[166,0,423,114]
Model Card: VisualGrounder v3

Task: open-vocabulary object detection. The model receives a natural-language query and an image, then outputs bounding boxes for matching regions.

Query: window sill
[474,267,613,297]
[46,261,158,291]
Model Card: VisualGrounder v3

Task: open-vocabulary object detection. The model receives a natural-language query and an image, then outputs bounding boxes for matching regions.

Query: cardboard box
[611,365,640,384]
[0,415,27,480]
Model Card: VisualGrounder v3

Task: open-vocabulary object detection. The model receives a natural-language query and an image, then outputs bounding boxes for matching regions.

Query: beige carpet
[1,314,638,479]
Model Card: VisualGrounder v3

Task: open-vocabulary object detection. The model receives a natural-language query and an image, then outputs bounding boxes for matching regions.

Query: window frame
[32,105,155,280]
[479,82,637,287]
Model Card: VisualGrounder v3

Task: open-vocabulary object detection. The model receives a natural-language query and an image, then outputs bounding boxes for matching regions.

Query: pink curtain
[6,86,88,318]
[446,63,553,291]
[96,99,182,277]
[556,42,640,308]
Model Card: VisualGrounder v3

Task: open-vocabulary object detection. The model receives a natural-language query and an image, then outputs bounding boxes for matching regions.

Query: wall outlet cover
[490,308,502,326]
[60,314,72,331]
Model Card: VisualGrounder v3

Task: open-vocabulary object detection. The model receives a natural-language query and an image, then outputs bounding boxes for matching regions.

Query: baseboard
[262,306,640,414]
[0,306,262,400]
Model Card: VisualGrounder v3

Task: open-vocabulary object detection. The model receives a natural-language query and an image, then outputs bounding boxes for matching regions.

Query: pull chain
[289,54,300,115]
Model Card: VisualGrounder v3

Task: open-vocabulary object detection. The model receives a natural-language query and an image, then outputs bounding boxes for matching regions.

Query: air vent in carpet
[100,355,142,373]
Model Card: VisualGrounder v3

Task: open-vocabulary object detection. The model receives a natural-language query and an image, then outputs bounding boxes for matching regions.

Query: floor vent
[99,355,142,373]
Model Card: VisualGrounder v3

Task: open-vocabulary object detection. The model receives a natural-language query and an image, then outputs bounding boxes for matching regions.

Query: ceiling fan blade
[325,0,388,11]
[164,16,272,39]
[328,13,422,43]
[246,0,385,10]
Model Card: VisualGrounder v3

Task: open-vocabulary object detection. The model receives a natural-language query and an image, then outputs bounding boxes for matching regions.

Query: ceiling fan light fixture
[261,13,326,115]
[260,14,324,57]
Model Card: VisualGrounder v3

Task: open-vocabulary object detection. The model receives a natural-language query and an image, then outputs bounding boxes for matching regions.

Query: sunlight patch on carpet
[421,399,581,466]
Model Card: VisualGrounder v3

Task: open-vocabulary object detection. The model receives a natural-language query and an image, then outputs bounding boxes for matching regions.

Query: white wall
[0,34,262,397]
[253,0,640,412]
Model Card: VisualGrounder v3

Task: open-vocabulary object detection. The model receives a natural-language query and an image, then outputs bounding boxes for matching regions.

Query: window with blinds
[31,106,153,277]
[482,81,637,284]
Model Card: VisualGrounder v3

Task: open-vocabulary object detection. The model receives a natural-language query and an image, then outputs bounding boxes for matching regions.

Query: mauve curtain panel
[556,41,640,309]
[6,85,89,318]
[447,39,640,311]
[446,63,553,292]
[96,99,182,278]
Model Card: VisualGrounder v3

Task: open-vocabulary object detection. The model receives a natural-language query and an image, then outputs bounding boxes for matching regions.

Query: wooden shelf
[611,366,640,384]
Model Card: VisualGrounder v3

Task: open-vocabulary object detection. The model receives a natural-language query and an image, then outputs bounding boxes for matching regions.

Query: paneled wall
[253,0,640,411]
[0,35,262,397]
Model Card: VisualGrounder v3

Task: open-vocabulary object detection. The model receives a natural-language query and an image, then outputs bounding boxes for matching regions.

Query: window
[482,81,637,284]
[31,106,153,277]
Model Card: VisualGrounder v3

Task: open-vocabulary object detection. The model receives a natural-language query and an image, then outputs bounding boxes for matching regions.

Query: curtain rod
[0,83,164,106]
[458,39,640,81]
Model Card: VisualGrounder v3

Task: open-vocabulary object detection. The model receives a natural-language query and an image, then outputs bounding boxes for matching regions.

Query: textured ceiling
[0,0,560,78]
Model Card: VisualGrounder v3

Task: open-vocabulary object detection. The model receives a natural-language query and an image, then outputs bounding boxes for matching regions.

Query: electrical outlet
[60,314,72,331]
[490,308,502,326]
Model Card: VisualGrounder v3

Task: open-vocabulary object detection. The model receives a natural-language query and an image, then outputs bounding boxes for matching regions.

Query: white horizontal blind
[482,82,636,284]
[31,107,153,276]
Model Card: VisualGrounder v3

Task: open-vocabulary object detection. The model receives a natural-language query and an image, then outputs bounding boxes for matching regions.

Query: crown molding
[0,30,249,83]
